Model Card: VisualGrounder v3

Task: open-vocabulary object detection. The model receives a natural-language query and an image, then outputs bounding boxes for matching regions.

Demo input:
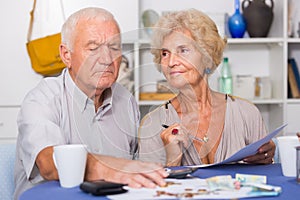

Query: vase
[228,0,247,38]
[242,0,274,37]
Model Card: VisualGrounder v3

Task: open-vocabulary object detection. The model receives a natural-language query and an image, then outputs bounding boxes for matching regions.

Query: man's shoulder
[112,83,135,101]
[113,82,131,94]
[25,74,65,103]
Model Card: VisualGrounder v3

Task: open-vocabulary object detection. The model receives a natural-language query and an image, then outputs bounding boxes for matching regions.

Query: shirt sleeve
[130,95,140,160]
[17,88,65,182]
[215,97,267,163]
[138,107,167,165]
[238,99,268,144]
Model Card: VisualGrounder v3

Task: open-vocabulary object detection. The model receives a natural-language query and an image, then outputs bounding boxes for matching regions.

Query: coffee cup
[53,144,87,188]
[277,136,300,177]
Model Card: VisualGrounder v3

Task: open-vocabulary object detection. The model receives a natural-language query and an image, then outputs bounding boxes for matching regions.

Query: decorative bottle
[228,0,247,38]
[219,57,233,94]
[242,0,274,37]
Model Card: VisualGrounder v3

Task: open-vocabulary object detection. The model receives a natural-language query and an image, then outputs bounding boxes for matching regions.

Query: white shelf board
[252,99,284,104]
[287,99,300,104]
[227,38,284,44]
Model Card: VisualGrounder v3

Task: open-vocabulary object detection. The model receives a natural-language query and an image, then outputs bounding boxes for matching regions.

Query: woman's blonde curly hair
[151,9,227,72]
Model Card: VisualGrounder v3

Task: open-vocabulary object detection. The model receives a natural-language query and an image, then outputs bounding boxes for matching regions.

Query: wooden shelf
[139,92,176,101]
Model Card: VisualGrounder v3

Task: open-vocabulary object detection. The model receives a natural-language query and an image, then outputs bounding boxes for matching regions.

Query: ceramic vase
[242,0,274,37]
[228,0,247,38]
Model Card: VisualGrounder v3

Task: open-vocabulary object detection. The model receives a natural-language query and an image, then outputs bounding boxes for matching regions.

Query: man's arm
[35,146,59,180]
[36,148,168,188]
[85,154,168,188]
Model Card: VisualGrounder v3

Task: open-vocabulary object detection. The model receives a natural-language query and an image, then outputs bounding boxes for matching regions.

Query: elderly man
[14,7,167,200]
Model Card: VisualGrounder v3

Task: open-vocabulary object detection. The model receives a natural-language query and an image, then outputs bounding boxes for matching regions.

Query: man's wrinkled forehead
[77,18,121,41]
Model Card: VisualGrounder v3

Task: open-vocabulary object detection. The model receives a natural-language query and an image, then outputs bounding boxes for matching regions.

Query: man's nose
[98,45,113,65]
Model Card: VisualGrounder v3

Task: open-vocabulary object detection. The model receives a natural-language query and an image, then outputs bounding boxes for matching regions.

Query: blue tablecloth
[19,163,299,200]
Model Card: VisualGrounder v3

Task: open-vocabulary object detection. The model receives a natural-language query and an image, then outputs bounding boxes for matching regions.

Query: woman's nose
[168,53,180,68]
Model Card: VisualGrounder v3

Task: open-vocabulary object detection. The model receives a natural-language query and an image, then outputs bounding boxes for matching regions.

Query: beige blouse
[138,96,267,166]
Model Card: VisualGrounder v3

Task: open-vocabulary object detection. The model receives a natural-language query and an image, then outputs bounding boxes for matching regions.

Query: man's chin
[96,79,116,89]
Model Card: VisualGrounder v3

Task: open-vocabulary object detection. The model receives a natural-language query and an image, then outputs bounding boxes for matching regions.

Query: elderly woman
[138,9,275,166]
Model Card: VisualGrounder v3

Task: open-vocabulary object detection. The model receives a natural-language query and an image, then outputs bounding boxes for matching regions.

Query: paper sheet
[191,124,287,168]
[108,178,279,200]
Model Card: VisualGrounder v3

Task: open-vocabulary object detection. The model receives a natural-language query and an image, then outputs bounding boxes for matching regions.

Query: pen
[162,124,169,128]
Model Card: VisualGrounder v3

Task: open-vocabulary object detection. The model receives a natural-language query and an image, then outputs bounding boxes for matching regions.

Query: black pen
[162,124,169,128]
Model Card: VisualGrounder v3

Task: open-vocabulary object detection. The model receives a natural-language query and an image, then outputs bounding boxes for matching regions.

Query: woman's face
[160,30,205,90]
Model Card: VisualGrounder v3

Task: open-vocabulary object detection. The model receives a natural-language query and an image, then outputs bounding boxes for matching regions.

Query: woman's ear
[59,44,71,69]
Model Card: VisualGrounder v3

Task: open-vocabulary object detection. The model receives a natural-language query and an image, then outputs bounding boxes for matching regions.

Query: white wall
[0,1,42,106]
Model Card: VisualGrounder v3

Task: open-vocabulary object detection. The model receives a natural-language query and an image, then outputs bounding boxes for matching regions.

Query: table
[19,164,299,200]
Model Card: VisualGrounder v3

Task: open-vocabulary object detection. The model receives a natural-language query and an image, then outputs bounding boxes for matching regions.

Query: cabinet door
[286,103,300,135]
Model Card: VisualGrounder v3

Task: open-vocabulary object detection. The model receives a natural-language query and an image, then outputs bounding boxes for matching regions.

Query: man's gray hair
[61,7,119,51]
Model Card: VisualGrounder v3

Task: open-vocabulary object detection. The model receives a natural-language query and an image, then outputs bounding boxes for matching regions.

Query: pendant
[193,135,209,143]
[203,135,209,143]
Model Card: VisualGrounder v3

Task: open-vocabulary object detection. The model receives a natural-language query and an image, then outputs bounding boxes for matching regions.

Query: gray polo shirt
[14,69,139,199]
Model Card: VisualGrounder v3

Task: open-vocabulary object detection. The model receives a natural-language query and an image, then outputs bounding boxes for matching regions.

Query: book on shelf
[287,58,300,98]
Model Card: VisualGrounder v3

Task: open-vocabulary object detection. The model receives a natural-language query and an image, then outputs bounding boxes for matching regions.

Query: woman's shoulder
[140,102,170,126]
[227,94,256,106]
[227,94,261,116]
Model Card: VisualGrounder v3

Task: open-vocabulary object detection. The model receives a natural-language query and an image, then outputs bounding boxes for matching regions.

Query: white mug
[53,144,87,188]
[277,136,300,177]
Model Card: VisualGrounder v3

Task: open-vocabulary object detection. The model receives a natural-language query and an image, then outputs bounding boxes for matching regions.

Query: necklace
[192,135,209,143]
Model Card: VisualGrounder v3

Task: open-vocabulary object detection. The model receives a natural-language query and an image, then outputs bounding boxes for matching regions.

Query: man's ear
[59,44,71,69]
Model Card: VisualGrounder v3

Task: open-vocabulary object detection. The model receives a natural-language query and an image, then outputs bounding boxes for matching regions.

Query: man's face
[69,18,122,97]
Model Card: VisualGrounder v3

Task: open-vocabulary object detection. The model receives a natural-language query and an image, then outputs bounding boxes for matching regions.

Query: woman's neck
[173,84,213,114]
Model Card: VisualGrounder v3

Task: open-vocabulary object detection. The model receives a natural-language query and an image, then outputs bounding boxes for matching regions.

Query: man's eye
[89,46,99,51]
[110,46,121,51]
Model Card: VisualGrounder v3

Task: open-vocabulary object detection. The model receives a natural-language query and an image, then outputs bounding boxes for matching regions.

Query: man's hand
[85,154,168,188]
[243,140,276,164]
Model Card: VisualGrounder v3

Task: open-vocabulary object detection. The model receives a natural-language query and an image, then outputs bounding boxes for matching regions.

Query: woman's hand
[160,124,189,166]
[243,140,276,164]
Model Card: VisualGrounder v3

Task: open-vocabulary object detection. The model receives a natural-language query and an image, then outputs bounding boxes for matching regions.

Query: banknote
[235,173,267,184]
[206,175,235,191]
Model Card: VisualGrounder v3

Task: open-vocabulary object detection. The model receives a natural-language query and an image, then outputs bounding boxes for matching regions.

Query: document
[108,178,280,200]
[191,124,287,168]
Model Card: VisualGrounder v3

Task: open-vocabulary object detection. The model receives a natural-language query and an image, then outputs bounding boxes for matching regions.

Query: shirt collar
[64,70,114,113]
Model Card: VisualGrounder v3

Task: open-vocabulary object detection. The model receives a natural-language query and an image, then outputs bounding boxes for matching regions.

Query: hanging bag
[26,0,65,76]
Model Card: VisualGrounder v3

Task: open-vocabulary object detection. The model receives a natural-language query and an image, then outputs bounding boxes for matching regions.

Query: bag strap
[27,0,36,42]
[27,0,66,42]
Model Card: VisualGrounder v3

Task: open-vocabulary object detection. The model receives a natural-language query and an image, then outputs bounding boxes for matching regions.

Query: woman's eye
[161,50,169,57]
[180,48,190,54]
